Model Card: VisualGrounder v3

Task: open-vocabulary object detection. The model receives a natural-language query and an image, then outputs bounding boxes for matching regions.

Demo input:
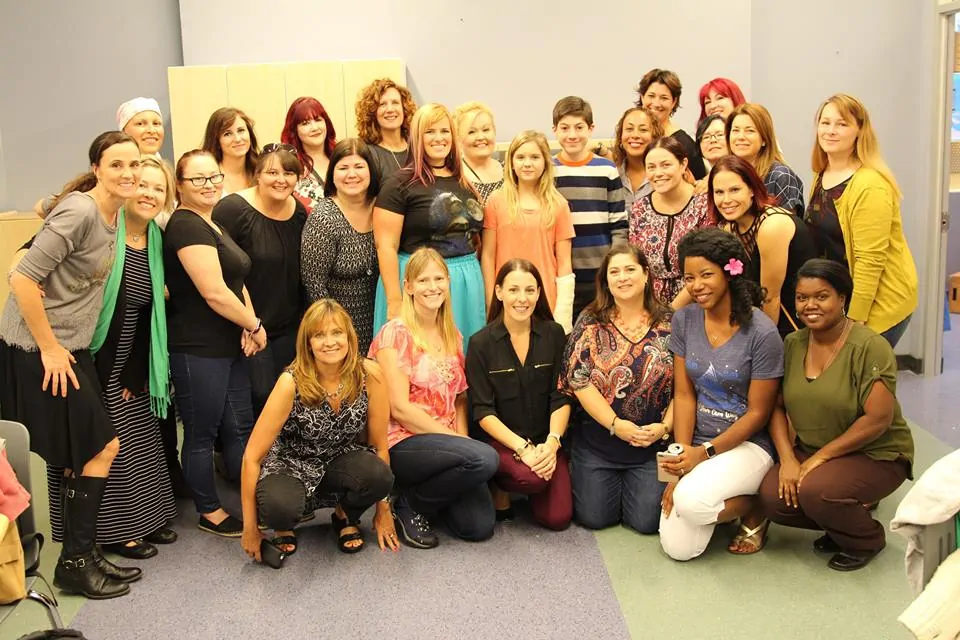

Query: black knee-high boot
[53,476,130,599]
[59,475,141,584]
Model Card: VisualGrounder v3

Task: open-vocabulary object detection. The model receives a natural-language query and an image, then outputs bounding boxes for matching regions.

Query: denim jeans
[570,443,665,534]
[247,329,298,420]
[880,314,911,349]
[390,434,498,541]
[170,353,254,514]
[257,450,394,530]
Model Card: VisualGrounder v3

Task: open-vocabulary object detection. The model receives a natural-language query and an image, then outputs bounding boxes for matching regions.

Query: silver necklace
[322,381,344,400]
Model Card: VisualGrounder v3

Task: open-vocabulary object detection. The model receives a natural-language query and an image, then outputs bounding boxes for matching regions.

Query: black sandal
[270,534,298,556]
[331,512,364,554]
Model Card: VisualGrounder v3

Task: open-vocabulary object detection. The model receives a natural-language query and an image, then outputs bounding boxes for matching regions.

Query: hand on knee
[98,437,121,463]
[671,485,719,527]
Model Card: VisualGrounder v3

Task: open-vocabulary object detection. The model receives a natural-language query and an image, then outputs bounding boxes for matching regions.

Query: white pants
[658,441,773,561]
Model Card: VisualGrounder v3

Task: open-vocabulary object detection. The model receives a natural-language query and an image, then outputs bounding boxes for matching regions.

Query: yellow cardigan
[812,168,918,333]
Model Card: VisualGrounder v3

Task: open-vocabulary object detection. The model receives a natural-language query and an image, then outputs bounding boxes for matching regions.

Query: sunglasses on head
[262,143,297,154]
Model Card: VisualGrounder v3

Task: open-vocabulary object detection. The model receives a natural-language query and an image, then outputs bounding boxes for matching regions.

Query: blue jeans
[247,329,297,420]
[880,314,911,349]
[389,434,498,541]
[570,443,665,534]
[170,353,254,514]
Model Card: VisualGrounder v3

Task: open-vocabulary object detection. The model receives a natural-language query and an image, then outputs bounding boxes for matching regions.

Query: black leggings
[256,450,393,530]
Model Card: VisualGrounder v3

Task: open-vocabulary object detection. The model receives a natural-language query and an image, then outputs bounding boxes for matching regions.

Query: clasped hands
[613,419,668,448]
[241,326,267,357]
[517,439,561,481]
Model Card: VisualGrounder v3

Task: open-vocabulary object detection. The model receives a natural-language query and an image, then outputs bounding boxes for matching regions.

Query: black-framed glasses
[182,173,225,187]
[262,143,297,154]
[701,133,725,143]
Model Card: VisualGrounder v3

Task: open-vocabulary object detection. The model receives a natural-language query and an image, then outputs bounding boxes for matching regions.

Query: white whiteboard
[178,0,751,140]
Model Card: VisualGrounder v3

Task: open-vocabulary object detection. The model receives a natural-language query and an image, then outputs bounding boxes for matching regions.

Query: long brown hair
[727,103,785,179]
[584,245,669,326]
[201,107,260,179]
[51,131,138,209]
[291,299,366,407]
[486,259,554,324]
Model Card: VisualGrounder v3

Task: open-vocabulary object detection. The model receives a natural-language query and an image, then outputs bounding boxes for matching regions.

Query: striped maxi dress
[47,246,177,543]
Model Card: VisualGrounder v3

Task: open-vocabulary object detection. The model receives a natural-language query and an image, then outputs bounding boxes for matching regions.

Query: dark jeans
[170,352,254,514]
[880,314,912,349]
[256,450,394,530]
[489,440,572,531]
[248,329,298,420]
[570,443,665,534]
[390,434,498,541]
[758,447,909,553]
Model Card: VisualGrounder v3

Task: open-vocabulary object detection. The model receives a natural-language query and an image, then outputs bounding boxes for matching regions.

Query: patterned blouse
[629,192,716,303]
[260,369,372,507]
[559,311,674,463]
[368,319,468,448]
[464,160,504,206]
[294,169,325,215]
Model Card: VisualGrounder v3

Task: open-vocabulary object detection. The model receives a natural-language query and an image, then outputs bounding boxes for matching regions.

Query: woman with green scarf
[46,157,179,561]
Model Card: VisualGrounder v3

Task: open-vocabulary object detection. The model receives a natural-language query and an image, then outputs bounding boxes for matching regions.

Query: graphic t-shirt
[376,173,483,258]
[669,305,783,456]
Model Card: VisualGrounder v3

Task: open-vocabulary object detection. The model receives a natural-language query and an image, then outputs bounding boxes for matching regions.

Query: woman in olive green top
[757,259,913,572]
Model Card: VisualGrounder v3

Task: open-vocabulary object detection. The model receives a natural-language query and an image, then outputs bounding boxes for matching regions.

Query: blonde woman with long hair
[805,94,917,347]
[241,299,397,563]
[373,103,485,350]
[481,131,575,330]
[369,248,498,549]
[453,101,504,205]
[727,104,804,217]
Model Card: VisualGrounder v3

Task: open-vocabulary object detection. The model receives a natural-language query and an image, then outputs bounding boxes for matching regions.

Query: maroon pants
[758,447,908,553]
[489,440,573,531]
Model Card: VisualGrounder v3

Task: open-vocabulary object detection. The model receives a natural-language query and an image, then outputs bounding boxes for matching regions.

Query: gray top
[618,163,653,213]
[0,192,117,352]
[669,305,783,457]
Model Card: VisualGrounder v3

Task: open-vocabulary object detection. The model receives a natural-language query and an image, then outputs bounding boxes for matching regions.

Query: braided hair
[678,227,764,328]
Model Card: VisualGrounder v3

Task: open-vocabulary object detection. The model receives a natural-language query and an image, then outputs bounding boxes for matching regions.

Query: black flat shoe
[813,534,842,553]
[102,539,158,560]
[495,507,514,522]
[828,549,881,571]
[198,515,243,538]
[145,527,178,545]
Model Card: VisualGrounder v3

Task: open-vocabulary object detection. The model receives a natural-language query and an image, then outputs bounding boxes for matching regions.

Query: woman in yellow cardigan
[804,94,917,347]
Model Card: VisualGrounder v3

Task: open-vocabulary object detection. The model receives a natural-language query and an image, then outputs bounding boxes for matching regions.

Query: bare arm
[177,244,258,331]
[363,361,394,518]
[704,378,780,454]
[756,215,795,327]
[555,239,572,277]
[454,393,469,436]
[671,286,692,310]
[375,347,458,435]
[373,208,404,319]
[672,355,697,446]
[480,228,497,309]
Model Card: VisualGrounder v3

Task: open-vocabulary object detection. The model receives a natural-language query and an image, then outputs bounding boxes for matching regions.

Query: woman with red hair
[697,78,746,129]
[281,97,338,214]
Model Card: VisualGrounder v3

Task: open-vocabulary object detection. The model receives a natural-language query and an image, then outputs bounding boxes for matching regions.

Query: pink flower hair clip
[724,258,744,277]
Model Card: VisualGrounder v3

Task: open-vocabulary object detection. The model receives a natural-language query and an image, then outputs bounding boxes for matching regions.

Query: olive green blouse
[783,323,914,477]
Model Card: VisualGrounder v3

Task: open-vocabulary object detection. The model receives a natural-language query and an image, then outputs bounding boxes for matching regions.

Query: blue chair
[0,419,63,630]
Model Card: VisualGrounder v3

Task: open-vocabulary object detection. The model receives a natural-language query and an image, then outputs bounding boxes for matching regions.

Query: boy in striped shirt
[551,96,627,319]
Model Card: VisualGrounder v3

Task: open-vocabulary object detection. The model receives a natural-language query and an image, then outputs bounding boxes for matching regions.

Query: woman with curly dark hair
[355,78,418,184]
[658,227,783,561]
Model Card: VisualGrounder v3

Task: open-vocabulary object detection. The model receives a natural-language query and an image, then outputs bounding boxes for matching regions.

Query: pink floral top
[368,319,468,448]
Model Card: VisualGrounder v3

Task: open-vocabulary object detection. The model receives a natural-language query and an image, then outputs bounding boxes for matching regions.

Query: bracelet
[547,433,562,447]
[249,317,262,334]
[609,415,617,436]
[513,439,533,460]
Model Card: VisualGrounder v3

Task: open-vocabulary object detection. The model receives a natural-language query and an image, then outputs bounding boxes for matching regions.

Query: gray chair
[0,419,63,629]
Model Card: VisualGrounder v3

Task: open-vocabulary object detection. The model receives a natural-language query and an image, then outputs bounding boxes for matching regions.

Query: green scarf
[90,209,170,418]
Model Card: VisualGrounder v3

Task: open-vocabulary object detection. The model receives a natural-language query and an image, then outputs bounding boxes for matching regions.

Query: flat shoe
[495,507,514,522]
[145,527,178,545]
[198,515,243,538]
[102,539,158,559]
[813,534,842,553]
[828,549,881,571]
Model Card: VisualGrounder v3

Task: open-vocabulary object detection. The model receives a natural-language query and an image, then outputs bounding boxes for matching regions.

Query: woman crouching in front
[240,300,398,563]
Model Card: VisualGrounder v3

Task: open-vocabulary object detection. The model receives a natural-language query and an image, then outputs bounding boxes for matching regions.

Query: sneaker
[392,496,438,549]
[198,515,243,537]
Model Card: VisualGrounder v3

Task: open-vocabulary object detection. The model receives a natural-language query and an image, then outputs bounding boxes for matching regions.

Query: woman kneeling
[757,259,913,571]
[658,228,783,561]
[467,260,572,529]
[240,300,397,563]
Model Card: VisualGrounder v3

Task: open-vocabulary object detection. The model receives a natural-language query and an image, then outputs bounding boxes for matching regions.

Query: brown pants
[758,447,908,553]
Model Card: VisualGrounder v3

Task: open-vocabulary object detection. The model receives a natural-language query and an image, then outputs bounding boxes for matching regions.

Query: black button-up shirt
[466,318,571,442]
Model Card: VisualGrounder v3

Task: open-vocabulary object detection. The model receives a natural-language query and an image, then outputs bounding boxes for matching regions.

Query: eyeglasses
[701,133,725,143]
[182,173,225,187]
[262,143,297,154]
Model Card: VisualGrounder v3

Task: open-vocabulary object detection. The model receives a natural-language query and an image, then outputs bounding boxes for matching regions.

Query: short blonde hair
[452,101,496,142]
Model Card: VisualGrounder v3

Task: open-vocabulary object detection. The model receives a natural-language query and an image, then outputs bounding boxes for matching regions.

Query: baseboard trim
[897,355,923,374]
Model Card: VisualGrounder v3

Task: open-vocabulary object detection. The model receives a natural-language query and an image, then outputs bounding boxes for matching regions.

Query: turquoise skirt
[373,252,485,352]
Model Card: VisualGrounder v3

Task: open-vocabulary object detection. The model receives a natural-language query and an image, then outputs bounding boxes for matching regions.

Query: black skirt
[0,340,115,470]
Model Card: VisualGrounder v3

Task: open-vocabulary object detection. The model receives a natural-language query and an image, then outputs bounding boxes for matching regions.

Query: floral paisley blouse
[368,319,468,448]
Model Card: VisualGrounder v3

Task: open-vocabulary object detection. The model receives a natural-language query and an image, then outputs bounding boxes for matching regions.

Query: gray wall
[0,0,184,211]
[751,0,936,357]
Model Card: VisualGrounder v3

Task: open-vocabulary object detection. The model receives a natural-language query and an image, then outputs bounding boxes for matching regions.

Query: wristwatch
[547,433,563,448]
[703,442,717,459]
[660,424,672,441]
